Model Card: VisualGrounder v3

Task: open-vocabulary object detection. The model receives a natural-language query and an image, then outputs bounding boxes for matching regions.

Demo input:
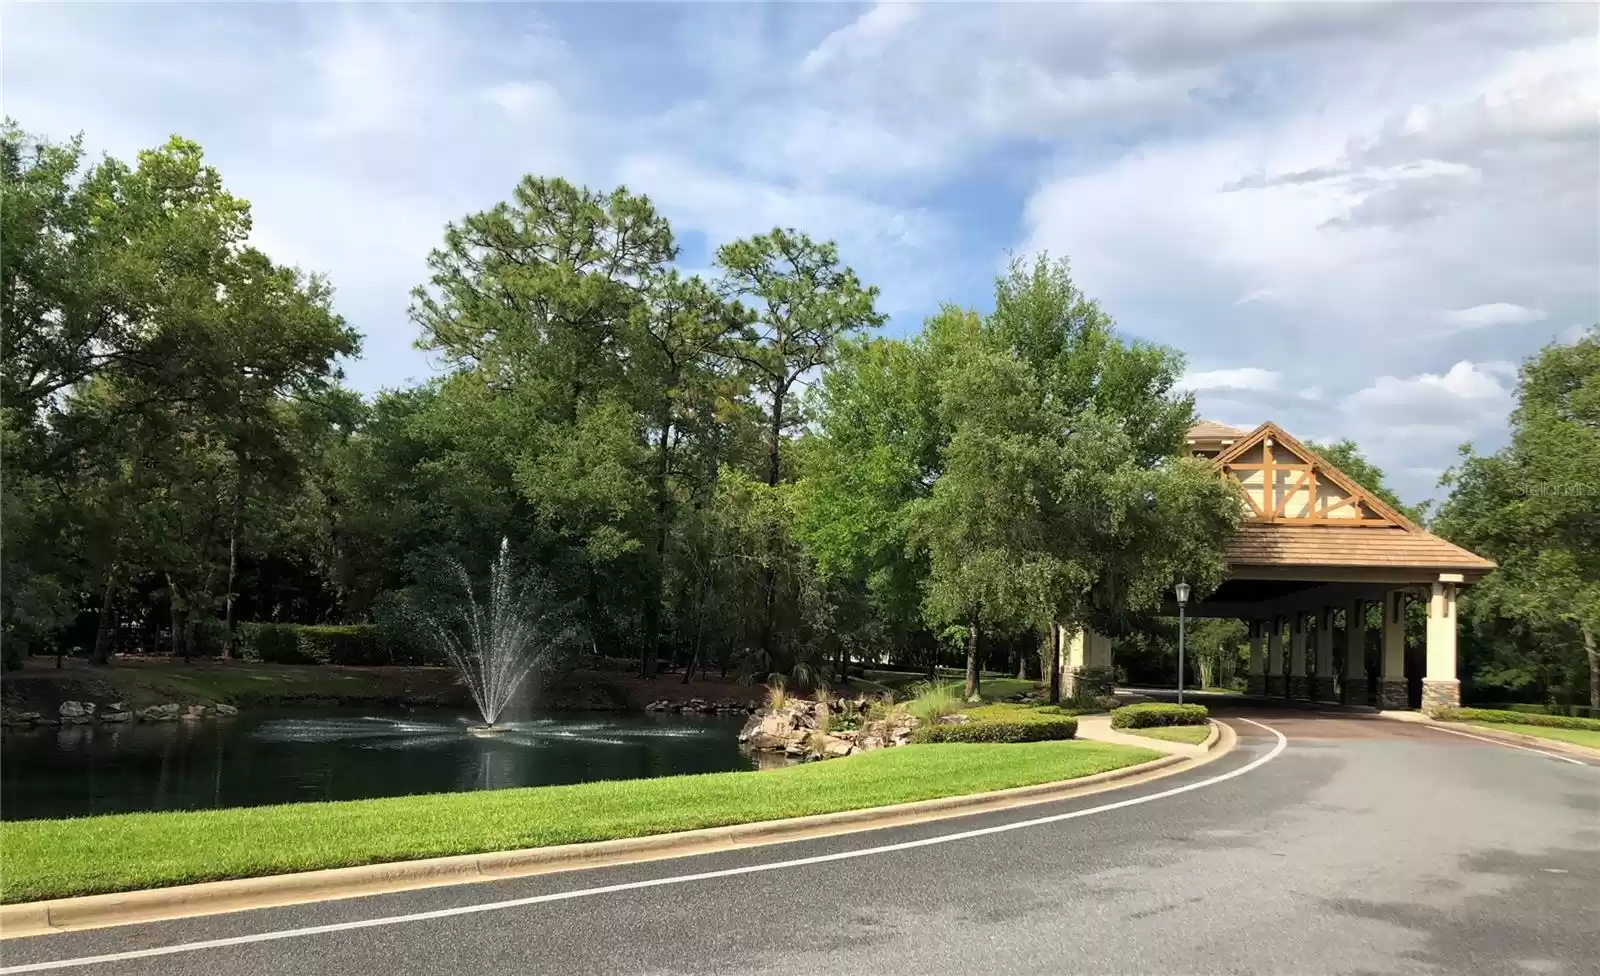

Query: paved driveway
[4,712,1596,976]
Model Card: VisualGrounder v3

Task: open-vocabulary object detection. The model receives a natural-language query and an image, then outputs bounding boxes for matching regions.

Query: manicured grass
[104,665,394,706]
[973,677,1040,700]
[0,740,1159,903]
[1125,724,1212,745]
[1467,723,1600,751]
[962,702,1083,723]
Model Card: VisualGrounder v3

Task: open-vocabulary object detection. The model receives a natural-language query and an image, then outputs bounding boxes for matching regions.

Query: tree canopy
[4,119,1593,710]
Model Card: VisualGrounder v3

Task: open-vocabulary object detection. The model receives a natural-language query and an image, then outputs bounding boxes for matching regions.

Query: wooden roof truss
[1210,422,1418,530]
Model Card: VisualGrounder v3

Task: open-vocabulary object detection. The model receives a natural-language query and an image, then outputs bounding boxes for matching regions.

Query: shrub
[906,681,961,723]
[238,624,402,666]
[1436,707,1600,732]
[1499,703,1598,720]
[1110,702,1209,729]
[913,717,1078,744]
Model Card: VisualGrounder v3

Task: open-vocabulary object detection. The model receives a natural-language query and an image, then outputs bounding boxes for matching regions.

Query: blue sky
[5,2,1597,504]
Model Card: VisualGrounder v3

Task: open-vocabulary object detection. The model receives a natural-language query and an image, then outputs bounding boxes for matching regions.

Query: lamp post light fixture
[1174,583,1191,705]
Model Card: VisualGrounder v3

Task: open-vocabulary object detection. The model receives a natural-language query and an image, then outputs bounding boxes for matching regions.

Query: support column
[1312,606,1337,702]
[1423,580,1461,713]
[1265,616,1285,698]
[1060,626,1115,704]
[1342,599,1368,706]
[1246,620,1266,697]
[1288,612,1310,700]
[1379,590,1409,709]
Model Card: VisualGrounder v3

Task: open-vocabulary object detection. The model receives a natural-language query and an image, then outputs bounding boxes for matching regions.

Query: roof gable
[1211,422,1419,530]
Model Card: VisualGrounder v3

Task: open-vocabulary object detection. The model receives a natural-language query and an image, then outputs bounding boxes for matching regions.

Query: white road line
[1420,723,1588,766]
[1,721,1289,974]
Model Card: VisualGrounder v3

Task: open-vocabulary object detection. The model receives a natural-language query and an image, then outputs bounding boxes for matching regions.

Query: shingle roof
[1226,524,1497,572]
[1188,420,1248,440]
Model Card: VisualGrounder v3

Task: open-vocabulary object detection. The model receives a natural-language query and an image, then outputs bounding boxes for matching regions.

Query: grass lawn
[962,702,1082,723]
[0,740,1158,903]
[973,677,1040,700]
[1466,723,1600,751]
[1124,724,1212,745]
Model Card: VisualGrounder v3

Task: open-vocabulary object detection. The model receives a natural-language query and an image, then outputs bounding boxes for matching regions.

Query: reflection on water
[0,709,756,820]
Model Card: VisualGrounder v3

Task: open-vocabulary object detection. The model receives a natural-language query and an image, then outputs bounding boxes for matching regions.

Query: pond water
[0,709,758,821]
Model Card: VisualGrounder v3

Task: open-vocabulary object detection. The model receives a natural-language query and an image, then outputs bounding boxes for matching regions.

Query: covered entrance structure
[1057,421,1496,713]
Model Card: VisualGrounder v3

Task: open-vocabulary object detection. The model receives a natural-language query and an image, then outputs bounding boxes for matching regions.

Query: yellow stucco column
[1288,613,1310,700]
[1059,626,1115,703]
[1312,606,1337,701]
[1423,580,1461,713]
[1342,599,1368,705]
[1379,590,1409,710]
[1265,615,1285,697]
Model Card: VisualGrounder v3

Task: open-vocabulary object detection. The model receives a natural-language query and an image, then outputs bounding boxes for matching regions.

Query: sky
[5,1,1597,505]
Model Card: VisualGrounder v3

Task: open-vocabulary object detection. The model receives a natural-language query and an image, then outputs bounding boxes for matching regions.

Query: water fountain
[417,537,555,733]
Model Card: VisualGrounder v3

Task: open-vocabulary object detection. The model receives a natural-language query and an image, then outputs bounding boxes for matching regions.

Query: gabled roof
[1209,421,1496,578]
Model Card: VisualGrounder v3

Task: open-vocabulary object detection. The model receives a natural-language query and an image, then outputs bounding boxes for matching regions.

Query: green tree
[715,229,885,659]
[1437,327,1600,708]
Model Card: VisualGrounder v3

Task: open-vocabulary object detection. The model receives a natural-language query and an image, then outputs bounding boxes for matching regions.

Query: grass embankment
[1465,723,1600,750]
[0,740,1158,903]
[1125,725,1212,745]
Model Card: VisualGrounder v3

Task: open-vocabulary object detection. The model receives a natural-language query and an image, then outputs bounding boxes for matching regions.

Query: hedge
[912,717,1078,744]
[1435,707,1600,732]
[1499,702,1598,720]
[1110,702,1209,729]
[238,624,441,666]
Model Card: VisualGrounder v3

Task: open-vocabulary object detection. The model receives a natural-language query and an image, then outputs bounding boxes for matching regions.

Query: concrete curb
[1377,710,1600,760]
[1,732,1235,940]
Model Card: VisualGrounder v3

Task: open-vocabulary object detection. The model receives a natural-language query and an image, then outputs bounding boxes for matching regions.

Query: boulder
[100,711,132,723]
[857,735,884,751]
[821,737,855,758]
[186,705,208,718]
[157,703,182,716]
[216,703,239,716]
[108,702,129,713]
[937,713,971,725]
[33,717,61,726]
[58,701,88,719]
[62,715,93,725]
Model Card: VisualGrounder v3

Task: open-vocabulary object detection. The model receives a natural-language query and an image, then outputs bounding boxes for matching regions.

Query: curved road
[3,708,1597,975]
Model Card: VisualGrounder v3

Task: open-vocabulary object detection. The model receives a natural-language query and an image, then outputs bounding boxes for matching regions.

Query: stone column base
[1265,675,1285,698]
[1310,676,1338,702]
[1421,678,1460,714]
[1063,666,1116,704]
[1340,680,1369,707]
[1246,674,1265,697]
[1287,676,1311,700]
[1377,679,1409,710]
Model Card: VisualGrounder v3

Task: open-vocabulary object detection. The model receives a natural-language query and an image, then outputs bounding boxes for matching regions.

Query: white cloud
[1346,361,1513,414]
[1178,367,1282,393]
[801,2,920,75]
[1441,302,1548,330]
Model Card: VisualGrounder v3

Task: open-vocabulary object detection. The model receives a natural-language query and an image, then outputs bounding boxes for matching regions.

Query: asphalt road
[4,707,1597,976]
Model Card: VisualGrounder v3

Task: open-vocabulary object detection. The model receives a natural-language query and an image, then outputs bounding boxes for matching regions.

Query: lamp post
[1175,583,1191,705]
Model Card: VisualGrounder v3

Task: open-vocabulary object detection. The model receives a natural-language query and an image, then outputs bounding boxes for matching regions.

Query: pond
[0,708,759,821]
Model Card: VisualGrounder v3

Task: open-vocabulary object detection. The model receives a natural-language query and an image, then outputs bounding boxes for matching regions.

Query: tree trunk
[757,392,784,660]
[964,614,981,699]
[90,570,118,666]
[167,573,188,661]
[1584,623,1599,711]
[224,484,242,660]
[1048,622,1062,705]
